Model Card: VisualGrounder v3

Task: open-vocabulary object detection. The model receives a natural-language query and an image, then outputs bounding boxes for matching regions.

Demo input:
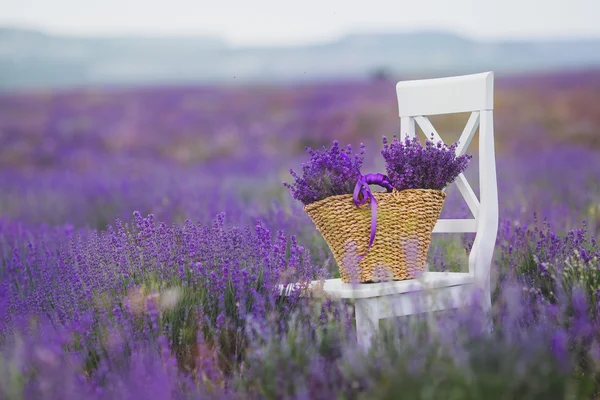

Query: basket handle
[353,173,393,258]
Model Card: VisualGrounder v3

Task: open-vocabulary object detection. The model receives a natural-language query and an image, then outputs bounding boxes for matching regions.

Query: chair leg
[483,286,494,333]
[355,298,379,350]
[472,284,494,333]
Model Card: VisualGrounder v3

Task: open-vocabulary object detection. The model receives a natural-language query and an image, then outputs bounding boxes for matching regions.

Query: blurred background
[1,0,599,258]
[1,0,600,88]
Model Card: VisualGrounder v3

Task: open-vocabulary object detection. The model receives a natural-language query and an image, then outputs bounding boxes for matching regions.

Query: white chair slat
[456,111,480,156]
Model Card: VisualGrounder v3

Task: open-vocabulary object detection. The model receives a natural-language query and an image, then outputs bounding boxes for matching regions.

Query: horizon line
[2,24,600,49]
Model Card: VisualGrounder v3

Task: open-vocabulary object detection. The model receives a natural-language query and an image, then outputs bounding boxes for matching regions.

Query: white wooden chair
[282,72,498,349]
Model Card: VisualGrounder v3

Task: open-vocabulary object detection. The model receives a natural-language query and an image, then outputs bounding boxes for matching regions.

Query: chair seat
[314,272,475,299]
[279,272,475,299]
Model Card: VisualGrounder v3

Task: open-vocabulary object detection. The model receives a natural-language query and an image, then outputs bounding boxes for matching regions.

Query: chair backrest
[395,72,498,291]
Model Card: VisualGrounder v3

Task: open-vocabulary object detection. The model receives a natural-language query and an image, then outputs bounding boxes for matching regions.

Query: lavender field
[1,70,600,399]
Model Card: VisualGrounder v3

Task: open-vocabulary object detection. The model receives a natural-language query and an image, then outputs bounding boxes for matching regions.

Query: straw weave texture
[305,189,446,283]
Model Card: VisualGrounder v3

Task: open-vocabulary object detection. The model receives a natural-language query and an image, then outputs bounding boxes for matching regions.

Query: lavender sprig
[284,140,365,205]
[381,134,472,191]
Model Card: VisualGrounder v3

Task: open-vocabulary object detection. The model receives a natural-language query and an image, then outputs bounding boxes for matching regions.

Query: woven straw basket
[305,189,446,283]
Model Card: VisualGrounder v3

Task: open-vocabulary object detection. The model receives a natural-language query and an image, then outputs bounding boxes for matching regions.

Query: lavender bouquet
[284,140,386,206]
[381,134,472,191]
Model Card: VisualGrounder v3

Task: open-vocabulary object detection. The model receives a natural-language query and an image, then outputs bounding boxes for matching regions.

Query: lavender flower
[381,135,472,191]
[284,140,365,205]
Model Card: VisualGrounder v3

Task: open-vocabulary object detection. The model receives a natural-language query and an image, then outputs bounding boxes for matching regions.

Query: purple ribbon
[352,172,393,258]
[339,152,393,258]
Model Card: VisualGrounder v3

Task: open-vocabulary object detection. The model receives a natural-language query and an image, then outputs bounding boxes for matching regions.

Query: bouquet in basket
[284,135,471,283]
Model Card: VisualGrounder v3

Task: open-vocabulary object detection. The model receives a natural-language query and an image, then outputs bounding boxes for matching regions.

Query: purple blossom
[381,135,472,191]
[284,140,365,205]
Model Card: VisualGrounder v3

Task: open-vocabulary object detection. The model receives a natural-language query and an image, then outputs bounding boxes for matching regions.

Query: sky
[1,0,599,47]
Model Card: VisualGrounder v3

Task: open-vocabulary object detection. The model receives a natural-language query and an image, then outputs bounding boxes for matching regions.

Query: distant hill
[1,27,600,90]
